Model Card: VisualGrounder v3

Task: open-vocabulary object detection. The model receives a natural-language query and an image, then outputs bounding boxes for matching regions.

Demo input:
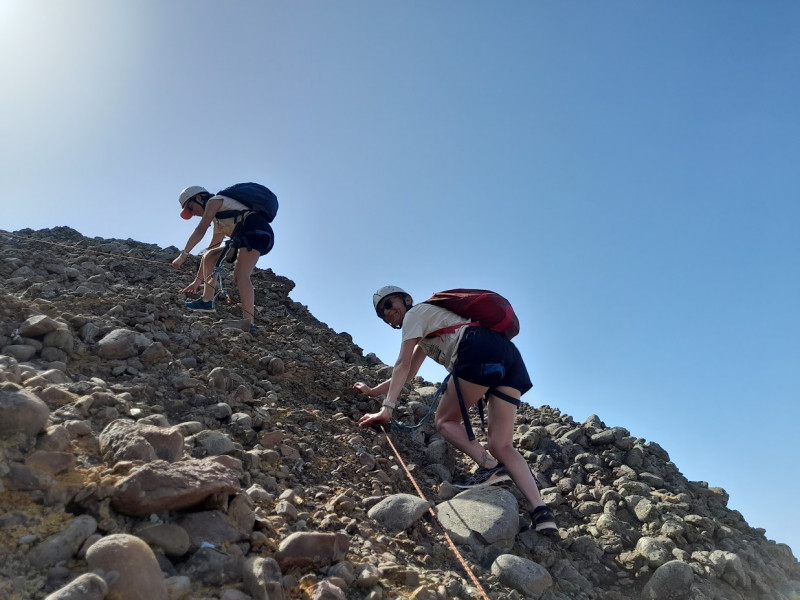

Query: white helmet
[373,285,409,315]
[178,185,208,208]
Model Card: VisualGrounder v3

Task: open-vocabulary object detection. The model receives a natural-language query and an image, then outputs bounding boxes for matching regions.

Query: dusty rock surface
[1,226,799,600]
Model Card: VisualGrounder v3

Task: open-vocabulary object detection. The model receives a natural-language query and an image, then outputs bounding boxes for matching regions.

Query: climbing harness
[205,239,236,304]
[390,375,448,432]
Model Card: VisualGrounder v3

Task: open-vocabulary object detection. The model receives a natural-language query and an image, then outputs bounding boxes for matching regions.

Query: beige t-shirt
[211,195,249,237]
[401,303,471,371]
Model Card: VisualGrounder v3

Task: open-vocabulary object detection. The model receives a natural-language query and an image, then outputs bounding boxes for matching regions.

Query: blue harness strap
[394,375,521,441]
[453,376,479,441]
[488,388,521,407]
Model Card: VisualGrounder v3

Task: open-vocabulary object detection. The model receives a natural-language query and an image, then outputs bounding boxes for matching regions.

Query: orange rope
[382,426,491,600]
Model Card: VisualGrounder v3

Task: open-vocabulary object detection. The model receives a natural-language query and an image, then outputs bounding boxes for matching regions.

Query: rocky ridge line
[0,227,798,600]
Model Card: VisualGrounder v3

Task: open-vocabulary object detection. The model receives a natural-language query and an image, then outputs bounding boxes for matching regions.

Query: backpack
[423,288,520,339]
[215,182,279,222]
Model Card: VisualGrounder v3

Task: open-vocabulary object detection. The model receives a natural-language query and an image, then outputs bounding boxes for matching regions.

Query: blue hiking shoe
[185,299,215,312]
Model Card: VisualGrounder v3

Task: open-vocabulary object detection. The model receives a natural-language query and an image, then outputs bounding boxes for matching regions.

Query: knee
[235,272,252,287]
[487,440,515,461]
[434,415,447,433]
[434,413,457,435]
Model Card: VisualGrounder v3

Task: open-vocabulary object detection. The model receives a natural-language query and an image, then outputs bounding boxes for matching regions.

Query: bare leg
[485,387,546,509]
[233,248,260,323]
[434,377,498,468]
[200,248,224,301]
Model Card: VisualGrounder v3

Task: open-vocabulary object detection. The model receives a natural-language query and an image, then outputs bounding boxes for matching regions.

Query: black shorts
[233,213,274,256]
[452,327,532,396]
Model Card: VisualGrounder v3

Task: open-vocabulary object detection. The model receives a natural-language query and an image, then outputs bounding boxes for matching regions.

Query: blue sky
[2,2,798,554]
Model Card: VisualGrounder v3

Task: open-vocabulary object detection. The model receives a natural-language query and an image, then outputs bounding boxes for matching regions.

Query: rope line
[382,427,491,600]
[1,229,493,593]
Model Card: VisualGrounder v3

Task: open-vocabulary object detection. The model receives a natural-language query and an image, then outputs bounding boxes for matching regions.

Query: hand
[181,280,201,295]
[358,407,392,429]
[353,382,375,396]
[171,254,186,270]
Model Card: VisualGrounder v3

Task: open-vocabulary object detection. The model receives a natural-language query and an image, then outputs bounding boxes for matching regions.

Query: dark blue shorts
[452,327,532,397]
[233,213,274,256]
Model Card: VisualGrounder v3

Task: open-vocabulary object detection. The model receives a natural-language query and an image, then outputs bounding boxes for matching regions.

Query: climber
[353,286,558,533]
[171,185,275,333]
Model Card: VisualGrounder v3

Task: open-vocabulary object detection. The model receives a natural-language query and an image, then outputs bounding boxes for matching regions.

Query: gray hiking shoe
[453,463,510,488]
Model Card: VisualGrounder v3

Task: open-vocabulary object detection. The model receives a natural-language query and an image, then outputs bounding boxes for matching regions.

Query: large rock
[110,458,241,516]
[274,532,349,569]
[367,493,431,532]
[29,515,98,568]
[97,328,148,359]
[0,389,50,436]
[19,315,61,337]
[43,573,108,600]
[243,556,284,600]
[435,486,519,546]
[134,522,191,557]
[99,419,156,462]
[491,554,552,597]
[99,419,183,463]
[176,510,247,547]
[86,533,168,600]
[641,560,694,600]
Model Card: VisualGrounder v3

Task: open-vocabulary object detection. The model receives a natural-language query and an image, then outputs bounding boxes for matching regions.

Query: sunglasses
[379,297,394,318]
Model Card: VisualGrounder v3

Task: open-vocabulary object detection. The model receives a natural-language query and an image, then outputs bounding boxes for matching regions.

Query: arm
[172,198,223,269]
[353,343,427,397]
[358,338,421,428]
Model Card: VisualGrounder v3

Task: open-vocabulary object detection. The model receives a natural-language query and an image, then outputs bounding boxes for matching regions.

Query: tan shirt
[401,304,471,371]
[211,195,249,237]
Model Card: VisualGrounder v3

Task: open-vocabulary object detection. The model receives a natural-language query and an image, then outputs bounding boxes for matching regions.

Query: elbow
[393,358,413,378]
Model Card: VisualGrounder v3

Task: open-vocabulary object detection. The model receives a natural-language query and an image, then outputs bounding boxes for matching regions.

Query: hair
[194,192,212,208]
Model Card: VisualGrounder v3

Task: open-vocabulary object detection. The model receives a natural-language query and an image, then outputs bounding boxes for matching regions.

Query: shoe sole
[186,306,215,312]
[535,522,558,534]
[453,472,511,489]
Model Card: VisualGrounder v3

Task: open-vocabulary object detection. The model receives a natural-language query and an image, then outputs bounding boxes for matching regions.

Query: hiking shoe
[249,323,258,334]
[185,299,215,312]
[531,505,558,534]
[453,463,511,488]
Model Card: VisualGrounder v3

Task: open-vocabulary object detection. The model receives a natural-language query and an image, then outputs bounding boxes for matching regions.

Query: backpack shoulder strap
[425,321,479,339]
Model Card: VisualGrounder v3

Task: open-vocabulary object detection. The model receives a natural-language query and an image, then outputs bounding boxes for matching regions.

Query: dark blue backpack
[215,182,279,222]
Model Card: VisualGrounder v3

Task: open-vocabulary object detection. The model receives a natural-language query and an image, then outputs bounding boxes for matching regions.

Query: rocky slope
[0,226,798,600]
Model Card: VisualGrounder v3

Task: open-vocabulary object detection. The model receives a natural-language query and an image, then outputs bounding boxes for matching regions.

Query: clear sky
[2,1,798,554]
